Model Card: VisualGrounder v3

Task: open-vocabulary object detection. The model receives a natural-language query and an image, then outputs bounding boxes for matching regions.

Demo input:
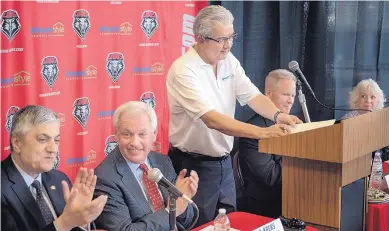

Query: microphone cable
[288,60,372,114]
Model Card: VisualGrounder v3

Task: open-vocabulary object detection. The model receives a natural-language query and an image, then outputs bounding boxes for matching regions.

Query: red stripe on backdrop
[1,0,207,181]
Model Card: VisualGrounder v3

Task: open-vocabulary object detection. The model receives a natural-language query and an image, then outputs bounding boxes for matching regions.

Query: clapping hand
[173,169,199,216]
[63,167,95,203]
[54,167,108,231]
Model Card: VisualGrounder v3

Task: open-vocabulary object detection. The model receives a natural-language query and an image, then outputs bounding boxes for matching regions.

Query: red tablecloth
[366,162,389,231]
[191,212,317,231]
[383,162,389,174]
[367,202,389,231]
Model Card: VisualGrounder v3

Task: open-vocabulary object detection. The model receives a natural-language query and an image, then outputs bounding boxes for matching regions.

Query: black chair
[232,150,245,198]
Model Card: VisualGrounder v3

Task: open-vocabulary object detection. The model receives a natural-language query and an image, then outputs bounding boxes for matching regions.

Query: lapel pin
[50,185,56,190]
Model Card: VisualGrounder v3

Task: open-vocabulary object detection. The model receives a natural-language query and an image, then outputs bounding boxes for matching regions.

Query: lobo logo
[104,135,118,156]
[72,9,90,41]
[140,91,156,109]
[106,52,125,83]
[41,56,59,89]
[1,10,21,42]
[140,10,158,39]
[72,97,90,128]
[5,106,20,133]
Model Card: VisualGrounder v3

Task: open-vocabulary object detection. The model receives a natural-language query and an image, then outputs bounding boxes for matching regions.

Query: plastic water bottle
[370,151,383,189]
[214,208,230,231]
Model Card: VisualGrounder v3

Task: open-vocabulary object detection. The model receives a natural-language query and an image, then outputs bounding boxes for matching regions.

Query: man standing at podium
[238,69,297,218]
[166,5,302,226]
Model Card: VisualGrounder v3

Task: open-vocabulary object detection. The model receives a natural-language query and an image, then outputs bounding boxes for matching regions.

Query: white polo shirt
[166,46,261,157]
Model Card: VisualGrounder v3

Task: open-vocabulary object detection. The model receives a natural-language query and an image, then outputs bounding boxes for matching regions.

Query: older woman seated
[341,78,388,161]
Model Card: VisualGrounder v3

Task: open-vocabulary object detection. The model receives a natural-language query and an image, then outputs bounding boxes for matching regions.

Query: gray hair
[349,78,386,110]
[193,5,234,39]
[10,105,58,151]
[113,101,157,132]
[265,69,297,90]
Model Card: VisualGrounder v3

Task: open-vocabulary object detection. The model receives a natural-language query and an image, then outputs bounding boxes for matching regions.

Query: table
[383,161,389,173]
[367,203,389,231]
[191,212,318,231]
[366,162,389,231]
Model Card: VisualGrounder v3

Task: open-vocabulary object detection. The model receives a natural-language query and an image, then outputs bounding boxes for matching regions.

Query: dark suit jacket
[238,114,282,217]
[1,155,85,231]
[93,147,194,231]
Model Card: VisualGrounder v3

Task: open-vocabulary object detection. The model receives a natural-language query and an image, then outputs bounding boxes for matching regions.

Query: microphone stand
[297,79,311,123]
[169,195,177,231]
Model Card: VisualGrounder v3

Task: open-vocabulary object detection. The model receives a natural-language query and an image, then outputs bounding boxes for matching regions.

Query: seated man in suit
[93,101,199,231]
[238,69,297,218]
[2,105,108,231]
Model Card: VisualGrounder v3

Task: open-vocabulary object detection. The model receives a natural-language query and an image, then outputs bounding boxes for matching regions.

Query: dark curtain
[214,1,389,122]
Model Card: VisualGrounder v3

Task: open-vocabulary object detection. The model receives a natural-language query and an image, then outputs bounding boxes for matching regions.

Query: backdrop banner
[1,0,207,181]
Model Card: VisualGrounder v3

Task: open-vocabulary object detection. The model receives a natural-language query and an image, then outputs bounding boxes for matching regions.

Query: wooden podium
[258,108,389,231]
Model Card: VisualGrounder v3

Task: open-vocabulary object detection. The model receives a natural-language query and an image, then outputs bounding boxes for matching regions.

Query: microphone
[148,168,193,204]
[288,60,369,115]
[296,79,311,123]
[289,61,317,98]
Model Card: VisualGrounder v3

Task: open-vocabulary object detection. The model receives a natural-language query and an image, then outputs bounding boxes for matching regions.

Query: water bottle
[370,151,383,189]
[214,208,230,231]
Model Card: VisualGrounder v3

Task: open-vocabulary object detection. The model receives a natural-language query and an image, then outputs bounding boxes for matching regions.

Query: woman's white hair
[349,78,386,110]
[113,101,157,132]
[193,5,234,39]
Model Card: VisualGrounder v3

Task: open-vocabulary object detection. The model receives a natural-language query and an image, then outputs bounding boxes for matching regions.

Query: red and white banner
[1,0,207,181]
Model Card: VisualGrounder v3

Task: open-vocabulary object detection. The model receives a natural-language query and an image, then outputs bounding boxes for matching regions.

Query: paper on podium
[198,225,240,231]
[289,119,336,134]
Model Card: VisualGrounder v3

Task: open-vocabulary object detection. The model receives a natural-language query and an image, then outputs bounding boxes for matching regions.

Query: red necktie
[139,163,165,211]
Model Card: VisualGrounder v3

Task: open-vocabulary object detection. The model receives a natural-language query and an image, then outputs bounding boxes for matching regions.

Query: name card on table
[253,218,284,231]
[198,225,240,231]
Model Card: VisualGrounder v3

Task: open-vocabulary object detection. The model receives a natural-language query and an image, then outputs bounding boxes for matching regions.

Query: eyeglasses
[280,216,306,230]
[204,33,237,44]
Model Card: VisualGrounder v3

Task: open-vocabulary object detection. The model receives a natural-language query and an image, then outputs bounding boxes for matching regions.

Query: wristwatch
[274,110,282,123]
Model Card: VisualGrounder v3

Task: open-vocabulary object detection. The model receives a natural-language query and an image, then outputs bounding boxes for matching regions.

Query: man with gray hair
[93,101,199,231]
[1,105,107,231]
[238,69,297,218]
[166,5,302,225]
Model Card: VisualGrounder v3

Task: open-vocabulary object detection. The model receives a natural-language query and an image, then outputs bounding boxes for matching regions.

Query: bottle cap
[219,208,226,214]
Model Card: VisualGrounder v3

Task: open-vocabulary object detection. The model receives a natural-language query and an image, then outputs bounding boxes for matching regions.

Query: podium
[258,108,389,231]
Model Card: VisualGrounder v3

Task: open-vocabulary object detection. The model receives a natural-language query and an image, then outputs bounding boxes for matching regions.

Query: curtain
[218,1,389,122]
